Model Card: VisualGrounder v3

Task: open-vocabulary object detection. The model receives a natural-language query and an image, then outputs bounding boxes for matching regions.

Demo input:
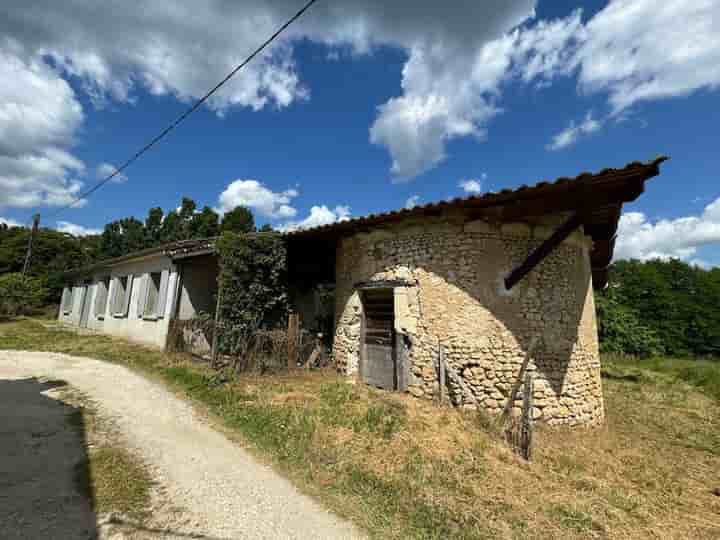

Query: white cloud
[572,0,720,113]
[280,205,351,231]
[0,216,22,227]
[615,197,720,263]
[96,162,127,183]
[459,179,483,194]
[217,179,298,219]
[1,0,717,188]
[547,111,602,150]
[0,48,86,209]
[56,220,102,236]
[405,195,421,209]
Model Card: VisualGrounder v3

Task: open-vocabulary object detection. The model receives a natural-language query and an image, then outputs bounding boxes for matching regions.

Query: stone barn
[286,157,667,426]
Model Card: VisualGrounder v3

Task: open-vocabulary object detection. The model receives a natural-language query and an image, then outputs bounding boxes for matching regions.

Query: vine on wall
[215,232,289,354]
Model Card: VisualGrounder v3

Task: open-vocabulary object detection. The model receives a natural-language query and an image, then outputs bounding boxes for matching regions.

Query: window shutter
[122,275,134,317]
[137,274,148,318]
[61,288,67,313]
[95,281,107,317]
[156,270,170,318]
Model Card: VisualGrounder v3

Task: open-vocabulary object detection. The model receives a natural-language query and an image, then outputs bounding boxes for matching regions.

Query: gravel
[0,350,364,539]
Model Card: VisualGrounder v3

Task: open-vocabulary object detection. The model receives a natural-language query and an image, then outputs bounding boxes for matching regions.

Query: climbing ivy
[216,232,288,350]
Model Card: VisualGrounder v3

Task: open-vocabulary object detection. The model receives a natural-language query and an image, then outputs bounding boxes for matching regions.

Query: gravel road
[0,350,364,540]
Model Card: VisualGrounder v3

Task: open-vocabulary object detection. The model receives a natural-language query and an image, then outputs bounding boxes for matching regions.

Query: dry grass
[2,318,720,539]
[61,387,153,522]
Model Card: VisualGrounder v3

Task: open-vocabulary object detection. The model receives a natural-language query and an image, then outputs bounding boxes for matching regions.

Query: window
[138,270,169,319]
[111,275,133,317]
[94,277,110,319]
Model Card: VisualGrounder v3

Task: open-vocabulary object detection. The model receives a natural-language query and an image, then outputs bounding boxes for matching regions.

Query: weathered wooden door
[361,288,396,390]
[79,284,92,328]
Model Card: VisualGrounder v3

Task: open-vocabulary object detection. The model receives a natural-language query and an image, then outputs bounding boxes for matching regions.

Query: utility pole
[22,214,40,277]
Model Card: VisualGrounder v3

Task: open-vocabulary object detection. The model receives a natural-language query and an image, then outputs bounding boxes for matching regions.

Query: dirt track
[0,350,363,539]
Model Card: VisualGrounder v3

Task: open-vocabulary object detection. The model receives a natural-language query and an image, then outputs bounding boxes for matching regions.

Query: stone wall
[333,214,604,426]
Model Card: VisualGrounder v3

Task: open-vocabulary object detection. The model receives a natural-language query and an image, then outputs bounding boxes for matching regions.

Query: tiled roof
[285,156,668,237]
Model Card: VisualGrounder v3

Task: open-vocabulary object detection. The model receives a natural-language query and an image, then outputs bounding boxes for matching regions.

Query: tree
[190,206,220,238]
[145,207,164,246]
[161,209,183,242]
[221,206,255,234]
[259,223,274,232]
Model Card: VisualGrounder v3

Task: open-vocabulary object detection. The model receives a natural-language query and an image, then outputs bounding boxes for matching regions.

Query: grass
[603,352,720,401]
[2,318,720,539]
[60,387,152,522]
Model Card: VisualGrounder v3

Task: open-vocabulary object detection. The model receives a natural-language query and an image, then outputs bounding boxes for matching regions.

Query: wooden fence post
[521,372,535,461]
[438,341,446,405]
[287,311,299,370]
[210,282,224,367]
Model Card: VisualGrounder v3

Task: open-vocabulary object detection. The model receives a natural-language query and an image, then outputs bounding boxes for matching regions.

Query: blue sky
[1,0,719,266]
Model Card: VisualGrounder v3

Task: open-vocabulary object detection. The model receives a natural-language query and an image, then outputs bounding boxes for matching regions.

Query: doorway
[360,288,397,390]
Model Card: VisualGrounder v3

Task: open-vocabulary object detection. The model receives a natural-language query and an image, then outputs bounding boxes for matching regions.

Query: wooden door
[361,289,396,390]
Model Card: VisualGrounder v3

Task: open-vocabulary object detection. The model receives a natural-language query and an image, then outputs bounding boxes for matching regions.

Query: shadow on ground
[0,377,98,540]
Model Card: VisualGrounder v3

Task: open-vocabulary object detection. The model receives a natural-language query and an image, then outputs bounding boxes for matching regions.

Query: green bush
[0,273,47,317]
[596,288,663,357]
[216,232,288,354]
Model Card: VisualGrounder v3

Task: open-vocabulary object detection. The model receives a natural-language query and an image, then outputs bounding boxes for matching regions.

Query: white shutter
[156,270,170,318]
[61,288,70,314]
[94,281,107,317]
[122,275,134,317]
[137,274,148,318]
[111,278,120,314]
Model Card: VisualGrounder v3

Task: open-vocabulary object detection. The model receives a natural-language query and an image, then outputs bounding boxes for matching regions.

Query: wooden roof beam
[504,212,583,290]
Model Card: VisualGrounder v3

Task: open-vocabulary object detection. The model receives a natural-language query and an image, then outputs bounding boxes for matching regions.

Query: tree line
[596,259,720,358]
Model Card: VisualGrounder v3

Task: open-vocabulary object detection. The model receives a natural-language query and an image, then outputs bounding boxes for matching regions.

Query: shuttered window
[94,278,110,318]
[140,270,170,319]
[61,287,73,314]
[111,275,134,317]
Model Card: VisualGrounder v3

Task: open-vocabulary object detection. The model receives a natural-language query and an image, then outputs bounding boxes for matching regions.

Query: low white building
[59,239,217,348]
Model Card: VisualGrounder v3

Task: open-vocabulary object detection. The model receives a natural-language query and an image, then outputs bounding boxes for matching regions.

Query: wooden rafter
[504,212,583,290]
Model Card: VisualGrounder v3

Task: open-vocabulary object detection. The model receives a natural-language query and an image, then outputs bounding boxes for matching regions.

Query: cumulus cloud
[56,221,102,236]
[217,179,298,219]
[405,195,421,209]
[459,179,483,195]
[0,216,22,227]
[96,162,128,183]
[280,204,351,231]
[572,0,720,113]
[1,0,718,192]
[615,197,720,264]
[0,49,86,209]
[547,112,602,150]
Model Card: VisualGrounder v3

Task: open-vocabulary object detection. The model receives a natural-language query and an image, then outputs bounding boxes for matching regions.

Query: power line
[47,0,319,220]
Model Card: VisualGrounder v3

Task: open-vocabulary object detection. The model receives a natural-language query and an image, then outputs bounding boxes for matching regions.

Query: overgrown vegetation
[2,319,719,539]
[596,259,720,357]
[215,232,289,355]
[0,273,47,317]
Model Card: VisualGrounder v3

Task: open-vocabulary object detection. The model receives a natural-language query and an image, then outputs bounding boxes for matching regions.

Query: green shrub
[0,273,47,317]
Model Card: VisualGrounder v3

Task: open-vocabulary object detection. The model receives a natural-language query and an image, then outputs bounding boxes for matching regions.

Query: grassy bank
[61,387,153,522]
[603,353,720,401]
[2,319,719,539]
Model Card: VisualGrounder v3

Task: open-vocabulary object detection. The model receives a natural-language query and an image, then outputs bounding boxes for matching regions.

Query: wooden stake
[521,372,534,461]
[210,281,224,367]
[438,342,446,404]
[287,311,299,369]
